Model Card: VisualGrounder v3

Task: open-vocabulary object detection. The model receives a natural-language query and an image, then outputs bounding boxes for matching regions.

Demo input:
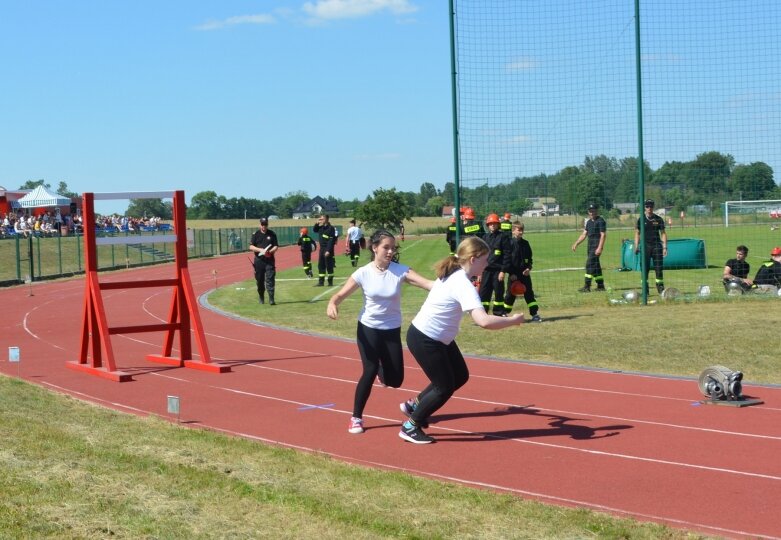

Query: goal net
[450,1,781,303]
[724,200,781,227]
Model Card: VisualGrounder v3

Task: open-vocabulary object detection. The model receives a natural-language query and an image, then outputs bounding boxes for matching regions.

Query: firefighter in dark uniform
[313,214,337,286]
[753,246,781,289]
[297,227,317,278]
[503,221,541,321]
[572,203,607,292]
[461,208,484,238]
[634,199,667,295]
[445,217,458,255]
[250,217,279,305]
[499,212,513,236]
[479,213,511,316]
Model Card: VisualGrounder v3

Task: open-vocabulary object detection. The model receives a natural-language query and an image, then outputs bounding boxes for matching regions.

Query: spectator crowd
[1,210,167,239]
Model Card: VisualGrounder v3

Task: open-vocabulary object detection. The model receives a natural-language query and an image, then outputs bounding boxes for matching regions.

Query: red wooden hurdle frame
[67,190,229,381]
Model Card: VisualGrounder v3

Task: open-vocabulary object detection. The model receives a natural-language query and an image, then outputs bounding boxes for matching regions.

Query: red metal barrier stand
[67,190,229,381]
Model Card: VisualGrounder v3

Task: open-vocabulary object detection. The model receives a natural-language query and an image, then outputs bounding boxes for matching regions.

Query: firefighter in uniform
[313,214,337,286]
[572,203,607,292]
[499,212,513,236]
[634,199,667,295]
[250,217,279,305]
[297,227,316,278]
[479,213,511,316]
[445,216,458,255]
[503,221,541,321]
[752,246,781,289]
[461,208,484,238]
[346,218,363,267]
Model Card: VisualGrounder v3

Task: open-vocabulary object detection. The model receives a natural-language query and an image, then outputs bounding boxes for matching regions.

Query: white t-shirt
[411,268,482,345]
[347,225,363,242]
[351,261,410,330]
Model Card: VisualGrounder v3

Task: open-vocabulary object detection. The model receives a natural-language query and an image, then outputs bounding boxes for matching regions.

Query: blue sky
[2,1,778,217]
[1,1,452,214]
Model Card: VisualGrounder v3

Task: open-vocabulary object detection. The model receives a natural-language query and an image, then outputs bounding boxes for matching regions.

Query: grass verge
[0,376,707,539]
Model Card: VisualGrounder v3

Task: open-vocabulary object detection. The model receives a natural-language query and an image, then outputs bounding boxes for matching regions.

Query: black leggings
[405,323,469,425]
[353,322,404,418]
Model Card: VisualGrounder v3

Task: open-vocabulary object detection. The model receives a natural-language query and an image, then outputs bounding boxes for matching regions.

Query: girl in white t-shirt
[399,236,525,444]
[327,229,432,435]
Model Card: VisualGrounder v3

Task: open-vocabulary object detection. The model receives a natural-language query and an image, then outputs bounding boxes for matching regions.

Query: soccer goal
[724,200,781,227]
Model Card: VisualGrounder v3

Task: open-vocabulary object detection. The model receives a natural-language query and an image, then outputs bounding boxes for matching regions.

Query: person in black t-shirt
[572,203,607,292]
[634,199,667,295]
[722,245,753,292]
[250,218,279,305]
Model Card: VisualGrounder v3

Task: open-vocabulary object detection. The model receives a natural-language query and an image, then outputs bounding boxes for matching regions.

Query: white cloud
[194,14,276,31]
[302,0,418,21]
[508,135,532,144]
[505,57,538,71]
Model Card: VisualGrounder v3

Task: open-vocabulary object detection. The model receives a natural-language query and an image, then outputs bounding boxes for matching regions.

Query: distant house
[441,205,456,218]
[614,202,638,214]
[522,197,560,218]
[291,196,339,220]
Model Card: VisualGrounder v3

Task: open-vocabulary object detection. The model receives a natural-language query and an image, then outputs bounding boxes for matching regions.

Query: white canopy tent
[17,185,72,208]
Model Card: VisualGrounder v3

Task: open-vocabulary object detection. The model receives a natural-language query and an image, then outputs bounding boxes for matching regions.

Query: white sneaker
[348,417,364,434]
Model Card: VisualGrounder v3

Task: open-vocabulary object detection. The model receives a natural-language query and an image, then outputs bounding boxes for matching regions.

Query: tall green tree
[19,179,49,190]
[187,191,225,219]
[353,188,413,233]
[126,198,173,219]
[729,162,775,200]
[417,182,439,212]
[688,151,734,194]
[56,181,78,198]
[425,195,445,217]
[570,171,606,212]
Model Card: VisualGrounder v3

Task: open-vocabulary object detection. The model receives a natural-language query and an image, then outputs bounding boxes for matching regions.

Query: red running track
[2,247,781,539]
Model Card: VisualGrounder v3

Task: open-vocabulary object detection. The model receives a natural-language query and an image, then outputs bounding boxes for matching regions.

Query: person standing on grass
[634,199,667,295]
[250,218,278,305]
[399,236,525,444]
[572,203,607,292]
[297,227,316,278]
[345,219,363,268]
[313,214,337,286]
[502,221,541,322]
[445,216,458,255]
[327,229,433,435]
[478,213,511,316]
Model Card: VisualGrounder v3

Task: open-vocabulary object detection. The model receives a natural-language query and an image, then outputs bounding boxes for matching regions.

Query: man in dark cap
[634,199,667,295]
[250,217,279,305]
[571,203,607,292]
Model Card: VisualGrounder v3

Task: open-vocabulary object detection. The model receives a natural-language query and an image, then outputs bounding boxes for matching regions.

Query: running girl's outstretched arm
[404,269,434,291]
[327,277,360,320]
[470,308,524,329]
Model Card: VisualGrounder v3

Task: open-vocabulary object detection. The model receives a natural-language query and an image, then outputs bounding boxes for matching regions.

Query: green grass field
[0,376,709,539]
[209,234,780,385]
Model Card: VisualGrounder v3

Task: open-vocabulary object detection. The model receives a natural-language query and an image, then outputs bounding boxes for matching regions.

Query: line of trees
[456,152,779,218]
[18,150,779,221]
